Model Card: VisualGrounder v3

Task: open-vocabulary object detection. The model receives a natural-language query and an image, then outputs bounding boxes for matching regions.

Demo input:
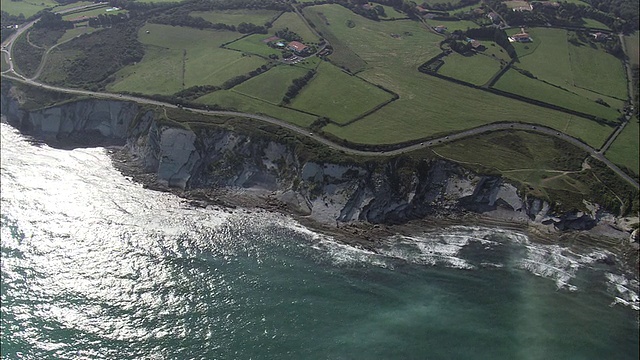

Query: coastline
[108,145,640,281]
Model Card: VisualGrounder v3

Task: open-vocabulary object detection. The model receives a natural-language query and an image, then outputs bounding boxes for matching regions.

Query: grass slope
[107,24,266,95]
[196,90,317,127]
[233,64,309,104]
[606,119,640,176]
[494,69,621,121]
[272,11,320,43]
[225,34,282,58]
[190,9,280,27]
[305,5,611,147]
[438,53,501,86]
[0,0,58,17]
[290,61,394,123]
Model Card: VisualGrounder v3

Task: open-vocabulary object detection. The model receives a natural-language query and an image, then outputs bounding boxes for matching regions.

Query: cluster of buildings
[262,36,314,58]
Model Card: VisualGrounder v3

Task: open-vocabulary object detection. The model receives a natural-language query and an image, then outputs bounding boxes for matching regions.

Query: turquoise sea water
[1,123,638,359]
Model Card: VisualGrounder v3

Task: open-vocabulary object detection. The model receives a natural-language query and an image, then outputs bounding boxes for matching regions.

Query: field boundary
[417,57,618,125]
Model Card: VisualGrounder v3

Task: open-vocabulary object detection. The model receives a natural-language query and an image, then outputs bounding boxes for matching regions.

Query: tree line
[282,70,316,104]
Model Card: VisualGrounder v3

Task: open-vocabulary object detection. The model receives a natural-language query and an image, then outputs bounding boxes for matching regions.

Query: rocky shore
[1,89,638,279]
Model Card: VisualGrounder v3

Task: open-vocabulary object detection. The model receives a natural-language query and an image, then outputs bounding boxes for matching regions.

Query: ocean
[1,122,638,359]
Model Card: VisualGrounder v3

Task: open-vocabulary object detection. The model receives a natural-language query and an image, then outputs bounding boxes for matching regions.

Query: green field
[233,65,309,104]
[107,24,266,95]
[606,119,640,176]
[512,27,627,100]
[568,40,628,100]
[290,61,394,123]
[494,69,621,121]
[225,34,282,58]
[302,5,368,73]
[271,11,320,43]
[52,1,94,12]
[196,90,317,128]
[372,2,407,19]
[433,130,593,200]
[581,18,610,30]
[438,52,501,86]
[0,0,58,17]
[301,5,612,147]
[190,9,281,27]
[1,54,9,72]
[624,32,639,67]
[62,6,126,21]
[55,26,99,44]
[424,19,478,32]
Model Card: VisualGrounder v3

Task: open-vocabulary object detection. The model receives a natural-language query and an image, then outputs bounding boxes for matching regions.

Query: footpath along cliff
[2,90,638,248]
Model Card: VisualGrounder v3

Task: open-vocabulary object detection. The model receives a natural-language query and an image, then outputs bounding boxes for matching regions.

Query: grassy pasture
[371,2,407,19]
[107,24,267,95]
[107,46,183,95]
[233,64,308,104]
[581,18,610,30]
[568,40,628,99]
[624,32,639,67]
[289,61,394,123]
[190,9,280,27]
[0,0,58,17]
[425,19,478,32]
[512,28,572,83]
[494,69,621,121]
[61,7,126,21]
[302,5,612,147]
[52,1,94,12]
[1,54,9,72]
[606,119,640,176]
[195,90,317,128]
[272,11,320,43]
[433,130,592,199]
[512,28,627,100]
[482,42,513,62]
[302,5,368,73]
[56,26,98,44]
[438,53,501,86]
[224,34,281,58]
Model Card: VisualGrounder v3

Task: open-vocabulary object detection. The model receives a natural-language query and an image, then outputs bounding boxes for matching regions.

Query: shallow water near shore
[1,122,638,359]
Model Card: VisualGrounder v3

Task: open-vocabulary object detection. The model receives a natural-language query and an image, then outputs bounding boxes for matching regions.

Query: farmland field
[271,11,320,43]
[233,65,309,104]
[568,40,628,99]
[511,28,627,100]
[62,7,126,21]
[581,18,610,30]
[0,0,58,17]
[56,26,99,44]
[493,69,621,121]
[190,9,281,27]
[289,61,394,123]
[438,52,501,86]
[52,1,94,12]
[107,24,267,95]
[424,19,478,32]
[224,34,282,58]
[606,119,640,176]
[624,32,639,67]
[433,130,594,200]
[373,2,407,19]
[301,5,612,147]
[196,90,317,128]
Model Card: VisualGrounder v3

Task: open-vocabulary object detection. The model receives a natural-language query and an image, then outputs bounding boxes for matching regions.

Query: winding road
[1,14,638,190]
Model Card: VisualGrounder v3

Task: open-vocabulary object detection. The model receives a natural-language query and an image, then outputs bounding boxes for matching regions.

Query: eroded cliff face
[0,93,625,233]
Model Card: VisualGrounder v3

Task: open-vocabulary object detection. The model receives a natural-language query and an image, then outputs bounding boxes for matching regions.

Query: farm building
[487,12,500,23]
[509,32,532,42]
[435,25,447,34]
[592,32,608,41]
[288,41,308,55]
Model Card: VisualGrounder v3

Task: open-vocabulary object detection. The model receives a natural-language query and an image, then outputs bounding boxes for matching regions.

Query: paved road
[1,16,638,190]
